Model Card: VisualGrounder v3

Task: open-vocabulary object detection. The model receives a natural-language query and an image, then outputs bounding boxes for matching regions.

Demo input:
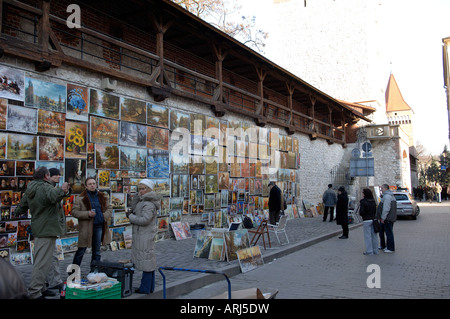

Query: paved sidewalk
[15,216,361,299]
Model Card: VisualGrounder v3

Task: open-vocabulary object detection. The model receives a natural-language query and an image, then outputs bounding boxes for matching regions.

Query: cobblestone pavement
[15,214,356,299]
[178,202,450,299]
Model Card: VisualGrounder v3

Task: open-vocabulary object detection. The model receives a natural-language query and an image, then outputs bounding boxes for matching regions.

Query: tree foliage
[171,0,268,53]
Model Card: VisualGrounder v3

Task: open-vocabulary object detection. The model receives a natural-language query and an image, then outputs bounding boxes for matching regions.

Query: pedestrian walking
[322,184,337,222]
[13,167,70,299]
[377,184,397,253]
[268,181,282,225]
[71,177,112,272]
[336,186,349,239]
[126,179,162,294]
[435,183,442,203]
[359,188,378,255]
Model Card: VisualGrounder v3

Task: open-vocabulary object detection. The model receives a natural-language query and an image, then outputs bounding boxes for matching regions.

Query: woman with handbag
[359,188,378,255]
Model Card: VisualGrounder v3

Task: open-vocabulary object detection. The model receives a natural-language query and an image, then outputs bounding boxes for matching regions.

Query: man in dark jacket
[268,181,282,224]
[14,167,70,299]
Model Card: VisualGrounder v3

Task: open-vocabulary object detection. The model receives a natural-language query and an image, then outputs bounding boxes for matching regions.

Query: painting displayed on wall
[95,144,119,169]
[24,77,66,112]
[169,110,189,131]
[0,65,25,102]
[37,109,65,136]
[89,88,120,119]
[147,149,169,178]
[119,146,147,171]
[120,97,146,124]
[38,136,65,161]
[65,121,87,159]
[7,134,36,160]
[146,126,168,151]
[66,83,89,121]
[147,103,169,128]
[90,116,119,145]
[65,158,86,194]
[0,99,7,130]
[7,104,37,134]
[120,121,146,147]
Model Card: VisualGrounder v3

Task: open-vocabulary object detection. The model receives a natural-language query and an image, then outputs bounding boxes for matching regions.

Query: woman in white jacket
[127,179,162,294]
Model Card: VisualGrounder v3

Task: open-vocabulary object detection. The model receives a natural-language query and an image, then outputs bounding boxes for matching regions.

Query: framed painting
[119,121,146,147]
[120,97,146,123]
[0,160,14,177]
[7,134,36,160]
[65,121,87,159]
[95,144,119,169]
[38,136,64,161]
[37,109,65,136]
[205,174,218,194]
[90,116,119,145]
[89,88,120,119]
[0,65,25,101]
[147,149,169,178]
[0,98,7,130]
[147,126,169,150]
[66,83,89,121]
[65,158,86,194]
[24,77,66,112]
[169,110,189,131]
[119,146,147,170]
[190,113,205,135]
[147,103,169,128]
[6,104,37,134]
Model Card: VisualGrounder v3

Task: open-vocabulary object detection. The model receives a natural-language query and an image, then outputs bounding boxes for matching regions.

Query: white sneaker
[383,248,394,253]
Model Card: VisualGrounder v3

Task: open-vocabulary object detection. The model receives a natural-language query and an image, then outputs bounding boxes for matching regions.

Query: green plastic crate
[66,282,121,299]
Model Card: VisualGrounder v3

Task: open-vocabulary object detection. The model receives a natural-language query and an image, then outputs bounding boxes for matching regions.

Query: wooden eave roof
[76,0,365,121]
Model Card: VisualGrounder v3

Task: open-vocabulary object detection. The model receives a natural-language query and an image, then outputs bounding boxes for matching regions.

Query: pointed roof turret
[385,74,414,113]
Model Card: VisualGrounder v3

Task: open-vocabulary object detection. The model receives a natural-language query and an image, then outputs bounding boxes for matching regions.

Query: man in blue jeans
[378,184,397,253]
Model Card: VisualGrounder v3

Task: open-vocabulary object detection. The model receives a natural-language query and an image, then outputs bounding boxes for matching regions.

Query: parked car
[393,191,420,220]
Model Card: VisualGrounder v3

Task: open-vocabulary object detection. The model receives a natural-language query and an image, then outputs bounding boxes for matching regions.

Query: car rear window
[394,194,409,201]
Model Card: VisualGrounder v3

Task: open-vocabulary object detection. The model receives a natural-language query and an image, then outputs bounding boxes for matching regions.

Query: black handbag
[372,219,381,233]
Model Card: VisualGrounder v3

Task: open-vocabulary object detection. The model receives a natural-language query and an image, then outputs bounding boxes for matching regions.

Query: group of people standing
[323,183,397,255]
[413,183,447,203]
[10,166,161,299]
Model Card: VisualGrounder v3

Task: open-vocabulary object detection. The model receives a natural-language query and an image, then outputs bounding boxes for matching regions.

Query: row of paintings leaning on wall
[0,63,304,265]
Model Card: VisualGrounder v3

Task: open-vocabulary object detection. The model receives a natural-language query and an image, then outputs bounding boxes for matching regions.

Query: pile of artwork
[0,64,303,266]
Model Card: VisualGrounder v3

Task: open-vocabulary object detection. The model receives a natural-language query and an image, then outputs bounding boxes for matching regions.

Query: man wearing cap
[71,177,112,272]
[268,181,282,225]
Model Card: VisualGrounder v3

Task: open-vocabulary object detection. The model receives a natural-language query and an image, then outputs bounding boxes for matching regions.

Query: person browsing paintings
[126,179,162,294]
[13,167,70,299]
[268,181,283,225]
[71,177,112,272]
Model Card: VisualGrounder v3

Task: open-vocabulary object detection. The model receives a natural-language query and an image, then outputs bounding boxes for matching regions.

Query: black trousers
[323,206,335,221]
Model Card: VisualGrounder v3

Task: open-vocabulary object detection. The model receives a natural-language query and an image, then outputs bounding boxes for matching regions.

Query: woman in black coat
[336,186,349,239]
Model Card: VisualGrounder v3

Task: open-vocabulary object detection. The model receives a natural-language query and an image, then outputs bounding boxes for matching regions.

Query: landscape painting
[6,104,37,134]
[147,103,169,128]
[120,97,146,123]
[24,77,66,112]
[119,146,147,170]
[95,144,119,169]
[7,134,37,160]
[37,109,65,136]
[147,149,169,178]
[89,88,120,119]
[120,121,146,147]
[90,116,119,145]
